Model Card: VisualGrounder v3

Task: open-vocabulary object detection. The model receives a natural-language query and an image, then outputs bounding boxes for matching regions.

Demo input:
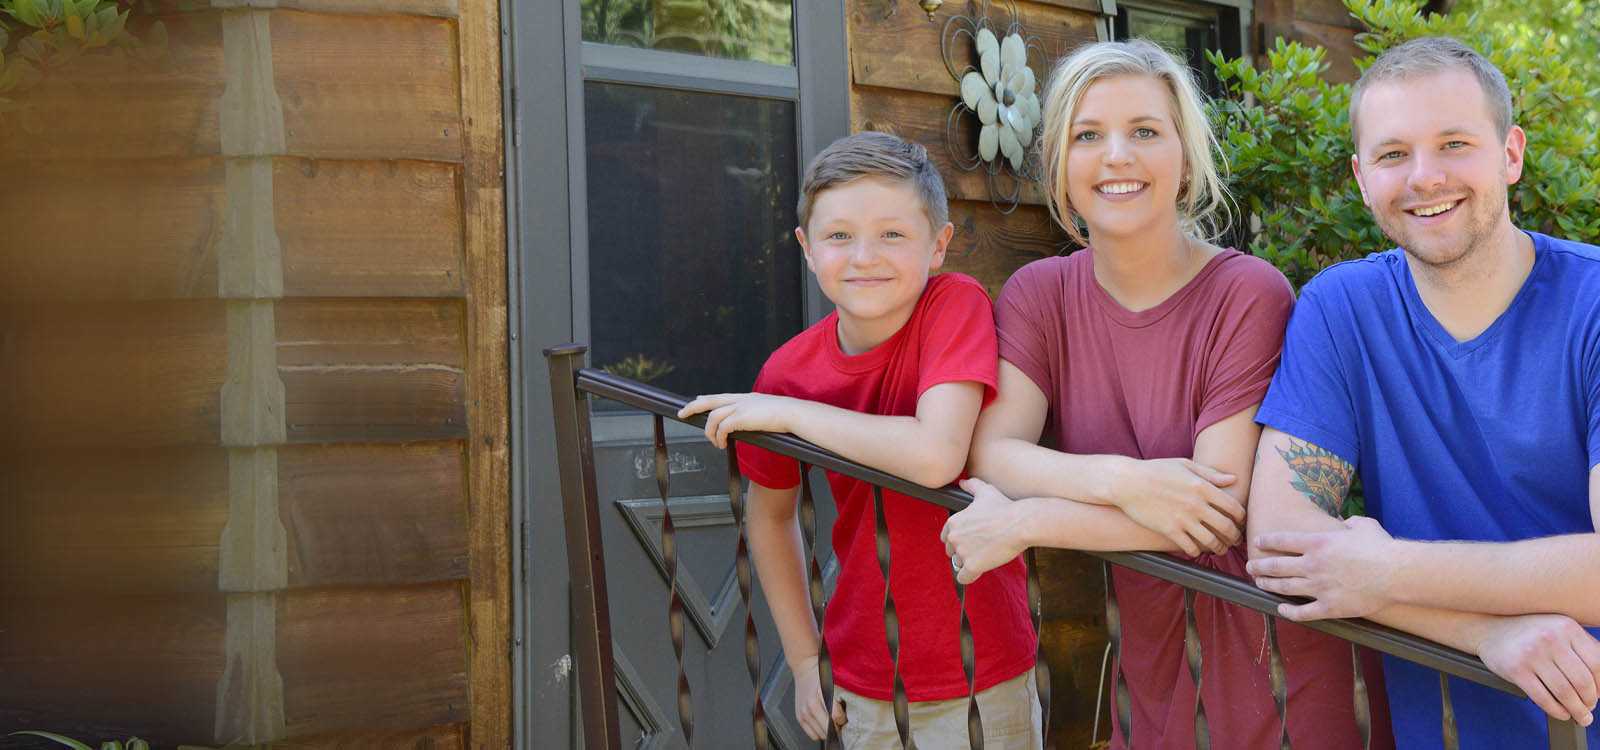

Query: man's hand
[942,478,1030,585]
[791,654,846,740]
[1104,457,1242,557]
[677,393,801,449]
[1476,614,1600,726]
[1247,515,1396,621]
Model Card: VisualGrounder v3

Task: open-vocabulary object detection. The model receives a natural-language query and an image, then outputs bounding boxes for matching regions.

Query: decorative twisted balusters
[727,446,771,749]
[954,555,984,749]
[1183,588,1211,750]
[1352,644,1373,750]
[1440,672,1460,750]
[873,486,913,747]
[798,464,840,748]
[1266,615,1293,750]
[1026,548,1051,745]
[653,417,694,747]
[1103,561,1133,745]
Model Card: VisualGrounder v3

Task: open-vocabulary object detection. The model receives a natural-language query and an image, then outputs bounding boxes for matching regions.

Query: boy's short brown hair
[797,132,949,232]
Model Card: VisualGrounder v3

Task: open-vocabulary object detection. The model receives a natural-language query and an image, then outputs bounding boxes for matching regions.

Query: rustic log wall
[0,1,508,747]
[1257,0,1364,81]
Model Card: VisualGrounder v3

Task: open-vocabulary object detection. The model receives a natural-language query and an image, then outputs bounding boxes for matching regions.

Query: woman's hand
[1102,456,1244,556]
[943,478,1031,584]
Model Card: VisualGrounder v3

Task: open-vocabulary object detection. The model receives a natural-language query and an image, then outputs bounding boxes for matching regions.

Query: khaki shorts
[833,668,1043,750]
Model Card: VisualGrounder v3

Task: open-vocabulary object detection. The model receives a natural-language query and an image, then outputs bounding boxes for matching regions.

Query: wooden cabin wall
[1256,0,1365,81]
[845,2,1111,746]
[0,1,509,748]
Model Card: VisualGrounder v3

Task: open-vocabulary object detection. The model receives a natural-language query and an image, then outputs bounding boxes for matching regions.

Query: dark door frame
[504,2,850,747]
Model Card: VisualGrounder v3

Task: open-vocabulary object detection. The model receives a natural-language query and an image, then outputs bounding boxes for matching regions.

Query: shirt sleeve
[1584,325,1600,470]
[917,275,1000,406]
[994,259,1060,399]
[734,365,802,490]
[1194,260,1295,438]
[1255,283,1362,465]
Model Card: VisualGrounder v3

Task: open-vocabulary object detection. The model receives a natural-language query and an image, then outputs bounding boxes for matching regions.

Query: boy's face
[1350,69,1525,271]
[797,176,953,348]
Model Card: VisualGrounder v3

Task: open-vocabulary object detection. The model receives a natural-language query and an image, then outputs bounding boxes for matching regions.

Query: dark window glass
[1117,2,1226,95]
[584,81,802,407]
[581,0,795,66]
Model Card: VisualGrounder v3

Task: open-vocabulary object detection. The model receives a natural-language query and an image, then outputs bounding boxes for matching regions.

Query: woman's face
[1063,74,1186,243]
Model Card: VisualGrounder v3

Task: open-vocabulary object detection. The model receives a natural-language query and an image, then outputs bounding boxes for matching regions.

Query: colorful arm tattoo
[1275,438,1354,517]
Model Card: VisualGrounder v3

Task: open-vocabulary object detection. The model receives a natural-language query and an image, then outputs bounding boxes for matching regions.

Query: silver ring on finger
[951,556,963,574]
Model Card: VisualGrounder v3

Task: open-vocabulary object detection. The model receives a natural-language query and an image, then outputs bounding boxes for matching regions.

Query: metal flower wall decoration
[942,0,1043,213]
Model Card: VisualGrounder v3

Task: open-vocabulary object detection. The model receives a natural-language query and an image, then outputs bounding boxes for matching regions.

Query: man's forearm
[1385,535,1600,625]
[748,512,822,666]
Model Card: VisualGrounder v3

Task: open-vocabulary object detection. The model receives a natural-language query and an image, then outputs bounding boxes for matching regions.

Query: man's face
[1350,69,1525,271]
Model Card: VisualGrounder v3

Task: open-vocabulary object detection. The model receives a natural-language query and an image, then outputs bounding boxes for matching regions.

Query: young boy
[678,132,1039,748]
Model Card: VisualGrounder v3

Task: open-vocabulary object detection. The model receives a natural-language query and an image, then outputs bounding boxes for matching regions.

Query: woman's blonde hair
[1038,39,1231,247]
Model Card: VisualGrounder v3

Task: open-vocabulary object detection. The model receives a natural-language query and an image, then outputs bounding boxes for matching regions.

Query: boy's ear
[930,221,954,271]
[795,227,817,273]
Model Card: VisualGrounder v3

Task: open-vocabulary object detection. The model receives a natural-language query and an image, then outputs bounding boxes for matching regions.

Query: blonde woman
[941,40,1391,748]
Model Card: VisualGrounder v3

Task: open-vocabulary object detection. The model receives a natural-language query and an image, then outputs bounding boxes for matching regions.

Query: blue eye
[1074,131,1099,142]
[828,231,849,240]
[1134,127,1157,138]
[1377,150,1404,162]
[1444,140,1468,150]
[884,230,905,239]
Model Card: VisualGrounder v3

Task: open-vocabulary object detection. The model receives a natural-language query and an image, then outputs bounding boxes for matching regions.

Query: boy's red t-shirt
[996,249,1390,749]
[737,272,1037,702]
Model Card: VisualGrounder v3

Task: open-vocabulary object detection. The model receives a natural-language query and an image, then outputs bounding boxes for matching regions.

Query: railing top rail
[569,364,1524,699]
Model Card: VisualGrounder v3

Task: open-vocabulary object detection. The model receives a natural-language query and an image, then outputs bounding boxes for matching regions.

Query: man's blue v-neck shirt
[1257,231,1600,749]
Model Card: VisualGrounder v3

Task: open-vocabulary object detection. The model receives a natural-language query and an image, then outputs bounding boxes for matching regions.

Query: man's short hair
[1350,36,1514,146]
[798,132,949,232]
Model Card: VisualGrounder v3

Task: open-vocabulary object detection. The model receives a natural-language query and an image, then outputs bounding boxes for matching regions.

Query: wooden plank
[459,0,513,745]
[275,299,467,443]
[278,583,469,737]
[273,723,467,749]
[941,199,1068,293]
[0,13,225,159]
[1291,18,1363,83]
[0,159,224,301]
[1295,0,1363,30]
[0,593,227,743]
[9,301,227,447]
[851,85,1049,205]
[280,442,469,587]
[276,0,460,16]
[276,158,466,298]
[0,448,228,595]
[850,0,1098,98]
[272,11,464,162]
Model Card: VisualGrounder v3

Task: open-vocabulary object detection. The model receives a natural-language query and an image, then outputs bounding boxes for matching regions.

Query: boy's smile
[797,176,953,355]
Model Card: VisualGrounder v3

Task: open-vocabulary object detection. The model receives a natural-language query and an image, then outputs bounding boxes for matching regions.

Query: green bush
[0,0,166,116]
[1208,0,1600,289]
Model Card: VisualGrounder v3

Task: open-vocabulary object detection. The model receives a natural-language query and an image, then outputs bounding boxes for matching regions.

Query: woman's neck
[1091,225,1214,313]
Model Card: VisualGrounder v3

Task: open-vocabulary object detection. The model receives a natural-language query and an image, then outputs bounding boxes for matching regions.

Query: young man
[678,132,1038,748]
[1245,37,1600,748]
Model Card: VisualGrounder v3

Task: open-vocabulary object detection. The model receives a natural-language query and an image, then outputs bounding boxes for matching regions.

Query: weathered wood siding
[0,0,508,747]
[1257,0,1364,81]
[846,2,1110,746]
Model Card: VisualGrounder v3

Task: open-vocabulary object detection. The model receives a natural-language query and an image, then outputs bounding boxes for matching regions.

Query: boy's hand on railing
[942,478,1030,585]
[791,654,847,740]
[678,393,800,449]
[1101,456,1242,557]
[1246,516,1396,621]
[1475,613,1600,727]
